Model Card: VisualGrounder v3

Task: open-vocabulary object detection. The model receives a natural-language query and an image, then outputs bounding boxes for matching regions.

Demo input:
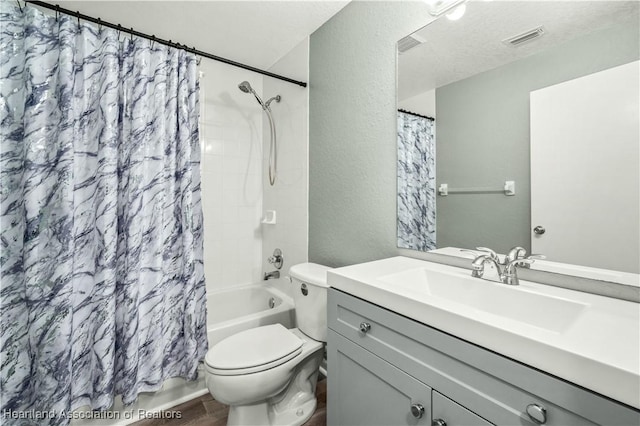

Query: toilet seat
[206,324,303,376]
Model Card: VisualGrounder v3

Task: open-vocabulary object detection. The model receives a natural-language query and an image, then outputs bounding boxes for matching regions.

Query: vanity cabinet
[327,288,640,426]
[329,330,432,425]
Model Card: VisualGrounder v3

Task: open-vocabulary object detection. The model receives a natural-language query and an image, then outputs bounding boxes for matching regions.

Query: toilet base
[227,397,317,426]
[225,342,323,426]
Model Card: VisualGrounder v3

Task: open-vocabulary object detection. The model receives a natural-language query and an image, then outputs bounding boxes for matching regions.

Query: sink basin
[378,267,588,333]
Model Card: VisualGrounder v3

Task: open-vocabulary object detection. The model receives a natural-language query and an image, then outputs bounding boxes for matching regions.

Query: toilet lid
[205,324,303,372]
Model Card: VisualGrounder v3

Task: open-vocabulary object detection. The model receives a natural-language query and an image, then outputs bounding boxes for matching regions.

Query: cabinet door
[328,330,431,426]
[432,391,493,426]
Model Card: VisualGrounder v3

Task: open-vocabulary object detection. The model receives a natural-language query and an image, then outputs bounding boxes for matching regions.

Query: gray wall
[309,1,431,267]
[436,22,639,254]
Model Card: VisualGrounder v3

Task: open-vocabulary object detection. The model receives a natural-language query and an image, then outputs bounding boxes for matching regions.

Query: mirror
[396,1,639,276]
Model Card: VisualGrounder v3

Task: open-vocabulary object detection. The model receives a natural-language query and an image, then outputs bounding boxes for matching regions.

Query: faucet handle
[267,248,284,270]
[506,246,527,263]
[521,253,545,268]
[503,258,535,285]
[460,248,480,258]
[476,247,499,261]
[504,258,535,273]
[527,253,546,260]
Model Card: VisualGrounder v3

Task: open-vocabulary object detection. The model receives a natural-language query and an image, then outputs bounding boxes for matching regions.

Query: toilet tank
[289,263,332,342]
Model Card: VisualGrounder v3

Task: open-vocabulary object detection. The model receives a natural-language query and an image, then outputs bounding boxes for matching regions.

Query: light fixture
[425,0,467,17]
[446,3,466,20]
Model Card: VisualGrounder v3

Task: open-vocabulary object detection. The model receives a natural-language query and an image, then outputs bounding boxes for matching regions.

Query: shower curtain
[397,111,436,251]
[0,3,207,424]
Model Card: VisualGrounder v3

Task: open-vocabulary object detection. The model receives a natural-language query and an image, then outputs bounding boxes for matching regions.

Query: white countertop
[328,256,640,409]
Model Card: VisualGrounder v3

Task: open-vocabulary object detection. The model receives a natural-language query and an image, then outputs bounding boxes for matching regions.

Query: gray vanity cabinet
[327,288,640,426]
[328,330,432,426]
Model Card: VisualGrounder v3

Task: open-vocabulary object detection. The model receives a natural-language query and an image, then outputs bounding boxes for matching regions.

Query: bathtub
[207,282,295,345]
[71,281,295,426]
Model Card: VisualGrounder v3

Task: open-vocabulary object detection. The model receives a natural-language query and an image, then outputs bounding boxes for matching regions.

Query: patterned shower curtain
[0,3,207,424]
[397,111,436,251]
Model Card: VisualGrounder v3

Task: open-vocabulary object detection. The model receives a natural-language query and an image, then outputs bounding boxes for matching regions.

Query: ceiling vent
[503,26,545,47]
[398,34,426,54]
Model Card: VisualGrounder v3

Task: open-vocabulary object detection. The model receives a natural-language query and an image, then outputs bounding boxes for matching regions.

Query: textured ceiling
[398,0,640,101]
[52,1,350,73]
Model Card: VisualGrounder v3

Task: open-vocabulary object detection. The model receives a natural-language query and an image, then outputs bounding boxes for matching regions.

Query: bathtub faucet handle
[267,248,284,270]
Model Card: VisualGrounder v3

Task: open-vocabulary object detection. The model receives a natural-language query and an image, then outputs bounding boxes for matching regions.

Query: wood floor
[132,378,326,426]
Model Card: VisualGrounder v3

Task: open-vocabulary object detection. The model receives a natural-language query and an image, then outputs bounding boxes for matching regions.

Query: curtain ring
[151,35,155,49]
[117,24,121,39]
[130,28,133,42]
[193,47,202,65]
[76,11,80,27]
[55,4,60,21]
[97,18,101,33]
[15,0,22,12]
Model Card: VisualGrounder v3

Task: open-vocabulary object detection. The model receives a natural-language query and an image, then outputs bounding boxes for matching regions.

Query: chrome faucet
[468,247,544,286]
[267,248,284,270]
[505,246,545,268]
[471,254,503,283]
[506,246,527,263]
[502,258,534,286]
[264,270,280,280]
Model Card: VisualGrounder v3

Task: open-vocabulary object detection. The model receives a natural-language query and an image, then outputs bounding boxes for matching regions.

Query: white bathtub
[72,281,295,426]
[207,282,295,345]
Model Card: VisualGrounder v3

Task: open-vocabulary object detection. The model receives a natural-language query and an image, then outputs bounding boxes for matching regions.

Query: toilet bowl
[205,263,331,426]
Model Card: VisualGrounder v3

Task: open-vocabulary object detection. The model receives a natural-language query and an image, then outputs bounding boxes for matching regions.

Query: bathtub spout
[264,270,280,280]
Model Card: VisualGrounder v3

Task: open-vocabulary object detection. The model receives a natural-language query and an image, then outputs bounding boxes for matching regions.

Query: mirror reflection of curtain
[397,111,436,251]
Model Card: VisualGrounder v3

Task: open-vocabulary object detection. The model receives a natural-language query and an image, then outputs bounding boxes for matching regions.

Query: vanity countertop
[327,256,640,409]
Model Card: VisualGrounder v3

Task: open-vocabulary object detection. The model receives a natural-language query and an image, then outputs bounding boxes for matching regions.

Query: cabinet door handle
[526,403,547,424]
[359,322,371,333]
[410,403,425,419]
[432,419,447,426]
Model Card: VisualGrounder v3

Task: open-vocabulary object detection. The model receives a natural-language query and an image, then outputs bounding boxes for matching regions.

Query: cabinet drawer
[432,391,493,426]
[328,330,432,426]
[328,288,639,426]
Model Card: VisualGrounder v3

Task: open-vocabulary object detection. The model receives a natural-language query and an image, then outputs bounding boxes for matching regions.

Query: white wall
[199,59,264,293]
[262,38,310,289]
[398,89,436,118]
[199,36,310,300]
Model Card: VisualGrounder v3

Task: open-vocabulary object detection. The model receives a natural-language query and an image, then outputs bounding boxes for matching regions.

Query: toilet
[205,263,332,426]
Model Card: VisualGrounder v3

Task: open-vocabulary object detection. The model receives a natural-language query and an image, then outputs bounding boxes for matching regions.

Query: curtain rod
[23,0,308,88]
[398,109,434,120]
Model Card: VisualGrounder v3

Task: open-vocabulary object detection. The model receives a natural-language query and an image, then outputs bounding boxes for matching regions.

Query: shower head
[237,80,281,186]
[238,80,266,109]
[238,81,253,94]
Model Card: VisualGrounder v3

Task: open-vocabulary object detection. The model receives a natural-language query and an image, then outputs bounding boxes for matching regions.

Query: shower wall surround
[198,60,265,291]
[262,38,310,279]
[199,38,310,297]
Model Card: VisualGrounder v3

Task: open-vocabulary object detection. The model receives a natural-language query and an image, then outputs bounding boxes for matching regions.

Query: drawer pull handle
[410,403,425,419]
[359,322,371,333]
[432,419,447,426]
[526,403,547,424]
